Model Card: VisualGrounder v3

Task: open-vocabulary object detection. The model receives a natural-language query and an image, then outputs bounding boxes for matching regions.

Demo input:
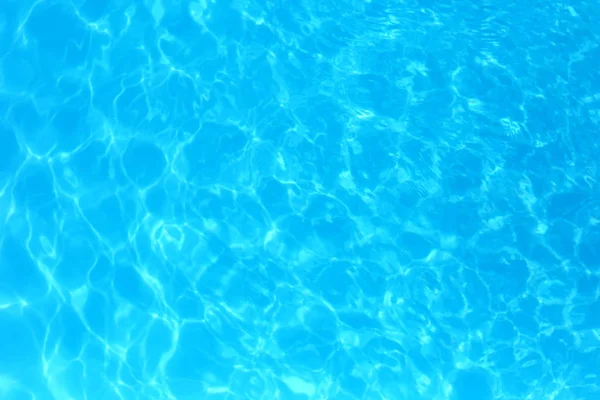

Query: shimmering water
[1,0,599,399]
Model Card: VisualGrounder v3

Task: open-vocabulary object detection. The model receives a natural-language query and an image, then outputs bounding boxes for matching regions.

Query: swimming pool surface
[1,0,599,399]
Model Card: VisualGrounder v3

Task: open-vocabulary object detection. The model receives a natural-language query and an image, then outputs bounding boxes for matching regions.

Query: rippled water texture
[1,0,599,399]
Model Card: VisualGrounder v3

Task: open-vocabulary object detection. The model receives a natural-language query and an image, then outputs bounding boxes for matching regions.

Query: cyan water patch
[1,0,600,399]
[122,139,167,187]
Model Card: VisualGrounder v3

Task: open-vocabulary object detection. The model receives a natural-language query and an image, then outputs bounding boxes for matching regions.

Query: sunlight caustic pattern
[0,0,599,399]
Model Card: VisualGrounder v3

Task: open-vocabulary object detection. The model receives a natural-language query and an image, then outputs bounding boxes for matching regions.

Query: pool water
[1,0,599,399]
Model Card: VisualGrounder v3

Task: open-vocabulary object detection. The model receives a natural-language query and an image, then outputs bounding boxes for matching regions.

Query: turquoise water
[1,0,600,399]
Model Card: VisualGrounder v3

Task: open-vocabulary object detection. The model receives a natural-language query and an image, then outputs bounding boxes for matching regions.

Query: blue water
[1,0,599,399]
